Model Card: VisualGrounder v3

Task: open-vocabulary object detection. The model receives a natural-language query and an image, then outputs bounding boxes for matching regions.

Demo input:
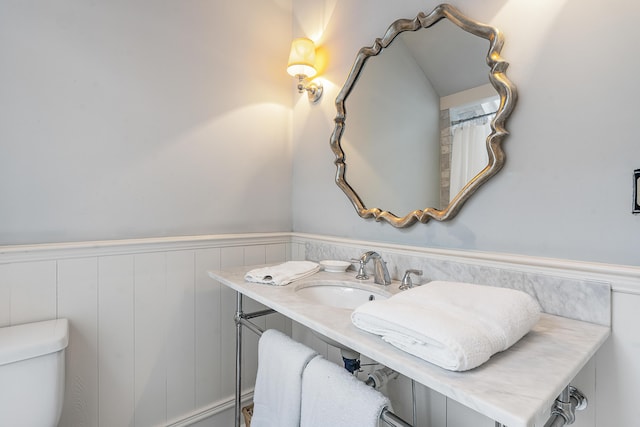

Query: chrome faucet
[399,269,423,290]
[357,251,391,286]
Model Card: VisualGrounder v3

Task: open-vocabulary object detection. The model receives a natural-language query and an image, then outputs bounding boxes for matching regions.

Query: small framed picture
[634,169,640,214]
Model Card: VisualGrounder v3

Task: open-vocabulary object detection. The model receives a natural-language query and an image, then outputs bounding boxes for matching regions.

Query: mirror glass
[331,5,516,227]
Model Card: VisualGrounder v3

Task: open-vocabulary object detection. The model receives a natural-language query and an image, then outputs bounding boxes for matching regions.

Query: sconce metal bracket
[297,77,323,103]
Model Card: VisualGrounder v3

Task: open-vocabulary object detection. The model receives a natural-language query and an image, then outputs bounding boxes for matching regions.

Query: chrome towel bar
[233,292,413,427]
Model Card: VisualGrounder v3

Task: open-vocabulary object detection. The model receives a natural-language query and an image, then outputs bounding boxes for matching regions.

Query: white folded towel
[245,261,320,286]
[300,356,391,427]
[351,281,541,371]
[251,329,319,427]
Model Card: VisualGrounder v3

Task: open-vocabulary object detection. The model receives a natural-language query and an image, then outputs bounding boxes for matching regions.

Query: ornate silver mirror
[330,4,517,227]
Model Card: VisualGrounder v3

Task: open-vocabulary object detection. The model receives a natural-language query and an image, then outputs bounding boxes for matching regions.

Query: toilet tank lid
[0,318,69,366]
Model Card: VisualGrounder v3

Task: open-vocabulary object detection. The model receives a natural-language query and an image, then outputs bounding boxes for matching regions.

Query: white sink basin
[294,281,391,354]
[295,280,389,310]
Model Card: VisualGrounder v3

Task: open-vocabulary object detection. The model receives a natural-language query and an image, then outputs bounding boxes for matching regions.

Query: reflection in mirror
[331,4,517,227]
[447,93,500,201]
[342,31,441,215]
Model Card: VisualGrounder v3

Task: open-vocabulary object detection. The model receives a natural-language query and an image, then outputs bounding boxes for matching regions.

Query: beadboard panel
[166,251,197,421]
[0,235,291,427]
[57,257,99,427]
[595,292,640,426]
[0,260,57,325]
[135,252,169,427]
[98,255,136,427]
[0,267,9,325]
[194,248,222,409]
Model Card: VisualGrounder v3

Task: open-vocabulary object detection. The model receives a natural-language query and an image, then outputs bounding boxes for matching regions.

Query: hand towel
[300,356,391,427]
[351,281,541,371]
[251,329,318,427]
[245,261,320,286]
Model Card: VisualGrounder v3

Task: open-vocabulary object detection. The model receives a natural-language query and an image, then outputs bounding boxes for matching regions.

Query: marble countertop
[209,267,610,427]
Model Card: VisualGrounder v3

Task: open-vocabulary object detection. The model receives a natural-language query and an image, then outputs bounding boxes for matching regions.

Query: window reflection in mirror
[444,91,500,204]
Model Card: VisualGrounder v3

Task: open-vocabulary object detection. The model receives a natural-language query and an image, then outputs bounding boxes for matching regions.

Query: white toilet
[0,318,69,427]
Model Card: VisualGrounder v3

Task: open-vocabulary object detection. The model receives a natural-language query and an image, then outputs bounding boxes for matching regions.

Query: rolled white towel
[300,356,391,427]
[245,261,320,286]
[252,329,318,427]
[351,281,541,371]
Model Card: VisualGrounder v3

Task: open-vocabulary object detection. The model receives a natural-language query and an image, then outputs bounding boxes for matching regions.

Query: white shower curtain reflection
[449,118,491,200]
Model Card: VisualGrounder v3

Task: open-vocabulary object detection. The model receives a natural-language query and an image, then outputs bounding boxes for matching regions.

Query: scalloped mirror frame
[330,4,517,227]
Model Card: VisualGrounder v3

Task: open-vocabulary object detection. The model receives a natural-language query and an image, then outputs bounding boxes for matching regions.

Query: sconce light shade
[287,37,317,78]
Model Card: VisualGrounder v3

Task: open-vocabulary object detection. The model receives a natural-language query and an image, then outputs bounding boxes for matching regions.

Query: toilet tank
[0,318,69,427]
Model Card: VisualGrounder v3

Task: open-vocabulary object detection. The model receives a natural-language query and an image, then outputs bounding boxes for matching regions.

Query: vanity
[208,266,610,427]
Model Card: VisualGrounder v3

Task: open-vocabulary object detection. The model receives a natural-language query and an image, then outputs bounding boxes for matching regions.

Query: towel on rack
[251,329,318,427]
[245,261,320,286]
[351,281,541,371]
[300,356,390,427]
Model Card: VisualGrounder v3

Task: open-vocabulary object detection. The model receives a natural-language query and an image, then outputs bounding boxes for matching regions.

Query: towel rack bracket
[544,386,587,427]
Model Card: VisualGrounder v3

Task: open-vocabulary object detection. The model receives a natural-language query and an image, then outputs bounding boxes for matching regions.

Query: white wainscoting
[0,233,304,427]
[1,232,639,427]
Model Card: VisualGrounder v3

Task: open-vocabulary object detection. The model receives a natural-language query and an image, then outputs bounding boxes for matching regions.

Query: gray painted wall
[0,0,293,244]
[291,0,640,266]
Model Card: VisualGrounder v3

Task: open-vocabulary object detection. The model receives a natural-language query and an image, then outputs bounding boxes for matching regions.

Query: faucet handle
[350,258,369,280]
[400,269,423,290]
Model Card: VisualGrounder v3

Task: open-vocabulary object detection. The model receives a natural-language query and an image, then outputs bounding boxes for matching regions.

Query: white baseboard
[165,390,254,427]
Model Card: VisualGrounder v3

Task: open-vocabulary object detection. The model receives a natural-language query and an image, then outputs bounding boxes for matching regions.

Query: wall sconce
[287,37,323,103]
